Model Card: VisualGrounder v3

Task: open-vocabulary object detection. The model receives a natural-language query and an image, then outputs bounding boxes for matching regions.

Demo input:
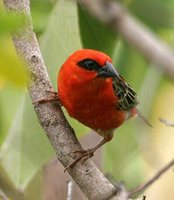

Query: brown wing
[112,76,138,111]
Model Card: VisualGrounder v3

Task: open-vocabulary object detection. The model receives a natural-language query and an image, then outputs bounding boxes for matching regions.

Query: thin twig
[143,196,146,200]
[0,189,8,200]
[67,180,73,200]
[76,0,174,80]
[128,159,174,197]
[159,118,174,127]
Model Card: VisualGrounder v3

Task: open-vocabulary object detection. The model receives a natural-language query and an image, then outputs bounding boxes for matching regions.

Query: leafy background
[0,0,174,199]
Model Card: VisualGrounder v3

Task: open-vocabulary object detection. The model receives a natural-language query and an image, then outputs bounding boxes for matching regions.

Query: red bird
[58,49,150,169]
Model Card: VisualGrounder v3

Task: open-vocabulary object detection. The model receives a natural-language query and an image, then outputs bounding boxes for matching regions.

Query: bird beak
[97,61,119,78]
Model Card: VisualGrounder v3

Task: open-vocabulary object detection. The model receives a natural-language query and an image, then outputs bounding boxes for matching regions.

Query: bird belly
[59,77,129,132]
[70,103,126,132]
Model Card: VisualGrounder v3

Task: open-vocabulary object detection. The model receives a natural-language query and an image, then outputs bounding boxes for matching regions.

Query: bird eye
[77,59,101,71]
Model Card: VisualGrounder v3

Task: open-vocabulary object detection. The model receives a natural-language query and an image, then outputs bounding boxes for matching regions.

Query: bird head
[58,49,138,110]
[59,49,120,83]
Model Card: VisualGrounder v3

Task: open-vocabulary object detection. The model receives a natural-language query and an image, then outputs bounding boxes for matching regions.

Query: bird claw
[64,149,94,172]
[68,150,81,155]
[81,151,94,164]
[33,90,61,106]
[64,137,110,172]
[68,149,88,155]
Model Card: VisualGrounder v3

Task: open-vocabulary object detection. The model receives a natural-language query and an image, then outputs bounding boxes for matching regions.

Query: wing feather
[112,76,138,110]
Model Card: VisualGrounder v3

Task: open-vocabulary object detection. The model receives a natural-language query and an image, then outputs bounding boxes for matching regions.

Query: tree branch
[66,180,73,200]
[0,189,8,200]
[128,159,174,197]
[3,0,117,199]
[3,0,174,199]
[76,0,174,80]
[159,118,174,127]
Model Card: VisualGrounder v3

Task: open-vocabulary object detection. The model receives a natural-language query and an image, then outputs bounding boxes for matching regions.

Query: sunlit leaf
[0,92,54,189]
[0,11,28,34]
[0,77,5,90]
[0,85,24,144]
[146,83,174,199]
[0,37,28,87]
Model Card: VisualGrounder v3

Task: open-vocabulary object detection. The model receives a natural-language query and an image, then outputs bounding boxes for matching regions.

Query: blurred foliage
[40,0,82,87]
[0,37,28,87]
[78,5,117,56]
[0,11,25,34]
[1,0,174,199]
[145,83,174,199]
[0,10,28,87]
[30,0,55,35]
[128,0,174,29]
[0,92,53,189]
[0,85,23,143]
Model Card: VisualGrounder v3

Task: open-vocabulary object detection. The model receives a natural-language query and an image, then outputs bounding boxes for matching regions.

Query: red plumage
[58,49,136,132]
[58,49,139,170]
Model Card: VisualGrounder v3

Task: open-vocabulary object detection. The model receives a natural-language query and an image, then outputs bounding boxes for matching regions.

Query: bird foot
[64,149,95,172]
[33,90,61,106]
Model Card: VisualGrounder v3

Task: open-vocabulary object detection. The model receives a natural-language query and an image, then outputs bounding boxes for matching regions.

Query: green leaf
[0,11,27,34]
[0,92,54,189]
[30,0,54,35]
[129,0,174,29]
[0,37,28,87]
[78,5,117,56]
[0,10,29,87]
[40,0,89,137]
[103,121,144,188]
[0,85,24,144]
[112,41,147,91]
[40,0,82,87]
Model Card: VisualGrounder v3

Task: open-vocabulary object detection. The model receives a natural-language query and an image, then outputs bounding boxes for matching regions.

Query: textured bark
[3,0,117,199]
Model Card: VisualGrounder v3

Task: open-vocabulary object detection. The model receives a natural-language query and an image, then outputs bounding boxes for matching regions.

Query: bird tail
[136,109,152,128]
